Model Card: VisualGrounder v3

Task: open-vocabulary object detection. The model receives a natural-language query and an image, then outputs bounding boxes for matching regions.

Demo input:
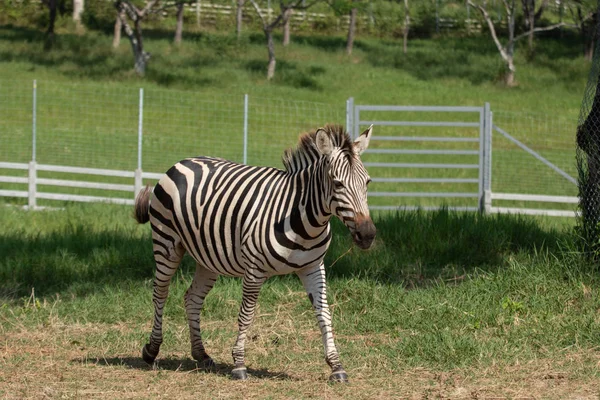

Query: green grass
[0,203,598,398]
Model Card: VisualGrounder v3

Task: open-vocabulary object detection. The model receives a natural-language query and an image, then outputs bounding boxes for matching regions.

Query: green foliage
[0,0,48,28]
[81,1,117,33]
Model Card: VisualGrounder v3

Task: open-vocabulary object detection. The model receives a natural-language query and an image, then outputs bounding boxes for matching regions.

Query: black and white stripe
[135,124,376,382]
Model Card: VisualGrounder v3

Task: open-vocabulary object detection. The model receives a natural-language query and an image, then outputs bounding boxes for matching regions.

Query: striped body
[135,125,376,382]
[151,156,332,277]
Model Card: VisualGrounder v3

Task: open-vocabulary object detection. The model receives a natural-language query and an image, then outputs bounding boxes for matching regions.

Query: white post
[28,161,37,210]
[346,97,353,137]
[484,104,493,214]
[32,80,37,163]
[478,104,486,213]
[243,94,249,165]
[135,88,144,196]
[29,80,37,209]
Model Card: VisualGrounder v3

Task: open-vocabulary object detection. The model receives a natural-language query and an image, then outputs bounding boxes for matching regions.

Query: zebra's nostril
[354,231,362,241]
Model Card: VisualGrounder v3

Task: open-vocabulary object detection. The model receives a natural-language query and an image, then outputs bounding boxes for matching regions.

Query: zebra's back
[149,156,331,277]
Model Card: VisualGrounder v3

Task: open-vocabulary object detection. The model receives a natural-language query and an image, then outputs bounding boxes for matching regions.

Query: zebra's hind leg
[142,238,186,365]
[185,264,218,369]
[297,263,348,383]
[231,272,266,380]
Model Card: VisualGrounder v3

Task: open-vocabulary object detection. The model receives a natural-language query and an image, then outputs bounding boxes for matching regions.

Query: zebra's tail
[134,185,152,224]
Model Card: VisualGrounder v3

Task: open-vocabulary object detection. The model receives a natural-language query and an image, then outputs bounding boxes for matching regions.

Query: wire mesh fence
[0,78,578,215]
[493,111,578,211]
[576,1,600,253]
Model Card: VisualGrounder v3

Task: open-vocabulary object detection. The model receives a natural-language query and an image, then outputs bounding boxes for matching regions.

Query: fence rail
[0,80,579,217]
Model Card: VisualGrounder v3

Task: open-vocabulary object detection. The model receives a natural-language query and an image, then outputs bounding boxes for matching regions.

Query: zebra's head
[315,125,376,250]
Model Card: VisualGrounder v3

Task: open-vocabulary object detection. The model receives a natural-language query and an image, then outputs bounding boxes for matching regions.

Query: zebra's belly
[184,234,330,278]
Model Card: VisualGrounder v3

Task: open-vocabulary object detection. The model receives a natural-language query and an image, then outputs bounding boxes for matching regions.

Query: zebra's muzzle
[352,218,376,249]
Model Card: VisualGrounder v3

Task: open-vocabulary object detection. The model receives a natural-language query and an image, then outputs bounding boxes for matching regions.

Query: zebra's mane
[282,124,354,173]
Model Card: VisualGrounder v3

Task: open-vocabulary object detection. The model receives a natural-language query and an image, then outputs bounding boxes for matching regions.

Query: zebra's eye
[366,179,372,186]
[333,180,344,190]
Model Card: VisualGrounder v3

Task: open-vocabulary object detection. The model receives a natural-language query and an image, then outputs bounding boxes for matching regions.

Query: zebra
[133,124,376,382]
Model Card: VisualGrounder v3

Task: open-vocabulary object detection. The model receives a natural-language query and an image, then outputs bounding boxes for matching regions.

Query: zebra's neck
[292,160,332,234]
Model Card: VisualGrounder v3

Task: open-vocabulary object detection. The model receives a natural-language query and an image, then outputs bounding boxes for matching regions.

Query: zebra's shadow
[73,356,297,380]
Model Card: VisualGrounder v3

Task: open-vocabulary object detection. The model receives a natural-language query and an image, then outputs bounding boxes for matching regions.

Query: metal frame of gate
[346,99,491,212]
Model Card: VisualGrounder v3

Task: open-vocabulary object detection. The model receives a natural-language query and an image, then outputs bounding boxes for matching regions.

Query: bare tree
[521,0,548,55]
[403,0,409,54]
[282,7,293,46]
[114,0,160,75]
[468,0,564,86]
[174,1,185,45]
[236,0,247,39]
[113,9,124,48]
[346,6,357,55]
[325,0,359,55]
[41,0,65,49]
[566,0,597,61]
[249,0,313,80]
[73,0,84,29]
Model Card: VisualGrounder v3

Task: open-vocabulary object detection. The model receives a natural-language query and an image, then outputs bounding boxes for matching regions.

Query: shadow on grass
[325,209,573,287]
[0,203,574,299]
[75,356,296,380]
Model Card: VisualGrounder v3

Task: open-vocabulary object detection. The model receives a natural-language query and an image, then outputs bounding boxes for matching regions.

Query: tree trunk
[113,12,123,48]
[282,8,292,46]
[132,20,149,75]
[116,3,150,76]
[403,0,409,54]
[506,4,517,85]
[266,28,276,80]
[175,2,184,46]
[44,0,57,50]
[583,11,597,61]
[73,0,84,23]
[236,0,244,39]
[528,9,535,53]
[346,8,357,55]
[505,57,516,86]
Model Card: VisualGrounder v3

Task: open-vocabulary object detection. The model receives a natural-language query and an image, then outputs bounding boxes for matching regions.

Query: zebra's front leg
[231,272,266,380]
[297,263,348,383]
[185,264,218,369]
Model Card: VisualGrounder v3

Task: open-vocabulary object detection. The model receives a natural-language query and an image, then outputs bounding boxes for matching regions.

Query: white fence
[0,80,578,216]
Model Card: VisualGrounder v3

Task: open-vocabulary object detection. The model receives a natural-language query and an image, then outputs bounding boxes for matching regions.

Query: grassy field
[1,203,599,398]
[0,24,587,212]
[0,22,597,398]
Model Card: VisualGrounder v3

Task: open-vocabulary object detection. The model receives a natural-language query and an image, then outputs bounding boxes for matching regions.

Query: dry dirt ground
[1,318,599,400]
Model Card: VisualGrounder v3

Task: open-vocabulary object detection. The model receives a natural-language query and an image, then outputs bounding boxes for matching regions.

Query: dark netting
[577,1,600,256]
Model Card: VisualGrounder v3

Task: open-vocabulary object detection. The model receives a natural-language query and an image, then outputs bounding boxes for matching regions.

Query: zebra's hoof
[329,369,349,383]
[231,367,248,380]
[142,344,157,365]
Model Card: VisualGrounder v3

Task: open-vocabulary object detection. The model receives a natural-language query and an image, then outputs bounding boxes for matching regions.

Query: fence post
[135,88,144,197]
[353,102,360,139]
[243,94,248,165]
[478,103,486,213]
[29,80,37,209]
[484,103,492,214]
[346,97,353,136]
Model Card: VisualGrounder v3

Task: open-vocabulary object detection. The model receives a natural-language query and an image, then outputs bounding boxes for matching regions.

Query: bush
[81,1,116,33]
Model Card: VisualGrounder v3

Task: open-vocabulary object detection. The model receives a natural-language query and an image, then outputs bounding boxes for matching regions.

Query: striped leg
[185,264,218,368]
[297,263,348,383]
[231,272,266,380]
[142,238,185,364]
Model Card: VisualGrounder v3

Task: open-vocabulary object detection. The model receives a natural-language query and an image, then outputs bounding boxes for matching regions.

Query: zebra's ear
[353,125,372,155]
[315,129,333,156]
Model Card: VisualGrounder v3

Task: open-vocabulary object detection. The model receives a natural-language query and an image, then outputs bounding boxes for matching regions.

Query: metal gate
[347,100,491,212]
